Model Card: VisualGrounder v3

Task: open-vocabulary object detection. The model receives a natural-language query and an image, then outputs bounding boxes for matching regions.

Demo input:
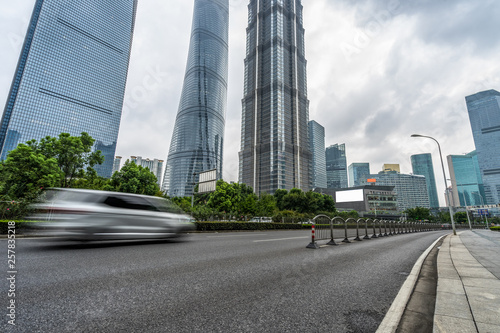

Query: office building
[447,151,485,207]
[411,153,439,208]
[0,0,138,177]
[360,171,430,211]
[348,163,370,187]
[239,0,311,194]
[131,156,164,186]
[163,0,229,197]
[466,89,500,204]
[308,120,327,189]
[112,156,122,175]
[326,144,348,189]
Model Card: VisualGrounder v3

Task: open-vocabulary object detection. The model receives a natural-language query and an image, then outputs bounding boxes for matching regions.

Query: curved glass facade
[162,0,228,197]
[239,0,311,195]
[0,0,137,177]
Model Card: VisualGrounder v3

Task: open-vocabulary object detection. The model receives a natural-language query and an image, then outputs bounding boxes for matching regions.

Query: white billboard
[197,169,217,193]
[336,189,364,203]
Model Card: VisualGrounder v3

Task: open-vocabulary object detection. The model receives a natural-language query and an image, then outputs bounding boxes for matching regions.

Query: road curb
[376,234,448,333]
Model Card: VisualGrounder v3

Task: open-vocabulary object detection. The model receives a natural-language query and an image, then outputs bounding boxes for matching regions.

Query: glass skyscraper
[239,0,311,195]
[447,151,485,207]
[0,0,137,177]
[466,89,500,205]
[308,120,327,189]
[162,0,228,197]
[348,163,370,188]
[326,143,348,189]
[411,153,439,208]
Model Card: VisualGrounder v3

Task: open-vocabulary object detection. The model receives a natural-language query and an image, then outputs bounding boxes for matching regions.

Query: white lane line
[253,236,309,243]
[207,233,268,238]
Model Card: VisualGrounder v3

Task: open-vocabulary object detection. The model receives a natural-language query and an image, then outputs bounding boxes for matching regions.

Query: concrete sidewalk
[434,230,500,333]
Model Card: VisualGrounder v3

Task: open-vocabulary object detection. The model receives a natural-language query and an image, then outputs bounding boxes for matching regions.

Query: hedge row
[194,222,310,231]
[490,226,500,231]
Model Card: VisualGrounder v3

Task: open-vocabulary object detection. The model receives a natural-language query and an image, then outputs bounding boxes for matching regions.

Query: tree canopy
[106,160,160,196]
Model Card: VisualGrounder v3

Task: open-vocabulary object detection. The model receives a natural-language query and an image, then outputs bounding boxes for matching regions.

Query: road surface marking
[207,233,268,238]
[253,236,309,243]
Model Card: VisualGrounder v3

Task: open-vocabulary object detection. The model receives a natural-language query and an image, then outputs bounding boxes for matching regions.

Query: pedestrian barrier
[306,215,485,249]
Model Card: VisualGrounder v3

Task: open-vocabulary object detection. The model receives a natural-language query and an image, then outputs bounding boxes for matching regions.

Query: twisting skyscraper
[239,0,311,194]
[162,0,229,197]
[0,0,137,177]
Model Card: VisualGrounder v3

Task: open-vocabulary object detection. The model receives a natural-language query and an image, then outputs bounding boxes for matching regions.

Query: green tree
[28,132,104,187]
[405,207,431,221]
[207,180,241,213]
[282,188,306,212]
[256,192,277,216]
[0,144,62,199]
[107,160,160,195]
[273,189,288,211]
[454,211,468,224]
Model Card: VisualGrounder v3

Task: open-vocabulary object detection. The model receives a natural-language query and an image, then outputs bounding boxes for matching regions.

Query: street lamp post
[411,134,457,235]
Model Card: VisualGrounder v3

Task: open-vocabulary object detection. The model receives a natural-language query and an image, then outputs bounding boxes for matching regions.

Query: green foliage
[453,211,469,224]
[27,132,104,188]
[337,210,359,219]
[170,196,193,213]
[108,160,160,195]
[0,144,62,199]
[194,221,306,231]
[490,226,500,231]
[405,207,432,221]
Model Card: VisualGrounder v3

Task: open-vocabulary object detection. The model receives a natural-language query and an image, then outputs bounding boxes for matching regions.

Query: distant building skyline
[0,0,138,177]
[348,162,370,187]
[162,0,229,197]
[326,143,348,189]
[239,0,311,195]
[131,156,164,186]
[411,153,439,208]
[308,120,327,189]
[466,89,500,205]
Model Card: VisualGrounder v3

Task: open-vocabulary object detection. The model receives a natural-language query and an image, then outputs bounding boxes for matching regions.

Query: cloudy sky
[1,0,499,205]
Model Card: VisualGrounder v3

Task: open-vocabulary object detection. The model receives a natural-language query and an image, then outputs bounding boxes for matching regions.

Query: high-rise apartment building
[308,120,327,189]
[348,163,370,187]
[360,171,430,211]
[411,153,439,208]
[326,144,348,189]
[466,89,500,205]
[447,151,485,207]
[239,0,311,194]
[112,156,123,175]
[0,0,137,177]
[163,0,228,197]
[131,156,164,186]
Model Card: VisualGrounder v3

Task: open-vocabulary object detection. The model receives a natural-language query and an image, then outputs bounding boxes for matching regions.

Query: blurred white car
[30,188,195,241]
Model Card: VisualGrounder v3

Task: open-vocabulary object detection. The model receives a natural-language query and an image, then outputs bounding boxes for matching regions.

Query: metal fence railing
[306,215,485,249]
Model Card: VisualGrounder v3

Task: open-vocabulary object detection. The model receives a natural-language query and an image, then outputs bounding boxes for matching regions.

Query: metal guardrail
[306,215,485,249]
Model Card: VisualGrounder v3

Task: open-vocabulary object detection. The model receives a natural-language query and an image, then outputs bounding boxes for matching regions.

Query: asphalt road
[1,229,449,332]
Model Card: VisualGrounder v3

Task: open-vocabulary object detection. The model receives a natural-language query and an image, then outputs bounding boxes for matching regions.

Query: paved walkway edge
[376,234,447,333]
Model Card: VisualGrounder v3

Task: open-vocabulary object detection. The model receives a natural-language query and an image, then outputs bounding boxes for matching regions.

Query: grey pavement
[434,230,500,333]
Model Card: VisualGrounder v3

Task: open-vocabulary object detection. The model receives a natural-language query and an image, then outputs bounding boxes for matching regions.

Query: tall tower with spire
[239,0,311,195]
[162,0,229,197]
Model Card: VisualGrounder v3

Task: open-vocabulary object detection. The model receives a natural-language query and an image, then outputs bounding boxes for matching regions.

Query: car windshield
[39,189,99,204]
[145,197,186,214]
